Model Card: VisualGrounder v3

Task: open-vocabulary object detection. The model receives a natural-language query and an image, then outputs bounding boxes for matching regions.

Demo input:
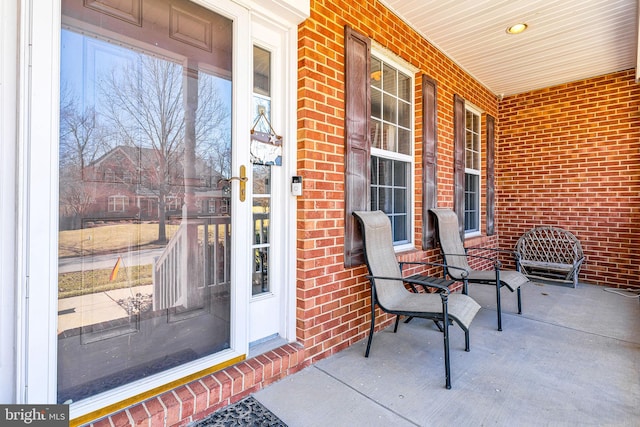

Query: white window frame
[464,103,482,237]
[108,195,129,212]
[370,46,416,252]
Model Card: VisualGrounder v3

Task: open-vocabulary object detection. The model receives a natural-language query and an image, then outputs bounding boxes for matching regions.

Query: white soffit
[381,0,639,96]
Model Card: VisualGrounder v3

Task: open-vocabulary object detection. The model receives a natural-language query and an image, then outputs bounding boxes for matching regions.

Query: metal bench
[516,226,585,288]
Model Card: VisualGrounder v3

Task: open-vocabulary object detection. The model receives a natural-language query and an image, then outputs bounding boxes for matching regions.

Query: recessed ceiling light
[506,23,528,34]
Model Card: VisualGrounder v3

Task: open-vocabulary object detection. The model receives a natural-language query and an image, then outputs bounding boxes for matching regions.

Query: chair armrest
[366,275,452,294]
[442,252,503,269]
[399,261,469,278]
[467,246,521,260]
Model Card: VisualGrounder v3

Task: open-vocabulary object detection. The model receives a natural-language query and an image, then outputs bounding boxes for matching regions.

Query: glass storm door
[57,0,243,404]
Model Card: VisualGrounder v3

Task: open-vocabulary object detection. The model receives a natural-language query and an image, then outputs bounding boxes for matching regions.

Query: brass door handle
[236,165,247,202]
[219,165,247,201]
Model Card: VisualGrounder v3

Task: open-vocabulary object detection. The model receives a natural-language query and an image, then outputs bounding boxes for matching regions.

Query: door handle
[232,165,246,202]
[218,165,247,202]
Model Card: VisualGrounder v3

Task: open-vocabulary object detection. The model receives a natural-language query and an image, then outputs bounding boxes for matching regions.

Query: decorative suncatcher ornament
[250,110,282,166]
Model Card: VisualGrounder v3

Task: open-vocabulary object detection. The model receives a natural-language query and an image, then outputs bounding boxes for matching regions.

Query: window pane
[398,71,411,102]
[370,156,379,185]
[383,63,397,95]
[398,100,410,129]
[382,123,397,152]
[397,128,411,155]
[381,187,392,213]
[392,215,407,242]
[253,46,270,96]
[253,197,270,245]
[252,247,269,295]
[393,188,406,212]
[253,165,271,194]
[371,57,382,89]
[382,93,397,123]
[393,161,406,186]
[58,2,232,404]
[378,157,393,186]
[370,118,382,149]
[371,88,382,120]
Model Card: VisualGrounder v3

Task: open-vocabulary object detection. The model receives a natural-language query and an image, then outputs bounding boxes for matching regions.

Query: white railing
[153,208,231,311]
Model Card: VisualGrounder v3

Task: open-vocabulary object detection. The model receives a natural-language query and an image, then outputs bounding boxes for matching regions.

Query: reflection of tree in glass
[98,54,230,243]
[59,84,110,230]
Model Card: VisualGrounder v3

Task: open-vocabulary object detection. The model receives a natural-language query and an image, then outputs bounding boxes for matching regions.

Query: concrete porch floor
[253,282,640,426]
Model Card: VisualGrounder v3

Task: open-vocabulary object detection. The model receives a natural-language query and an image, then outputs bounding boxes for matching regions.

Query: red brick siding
[497,69,640,289]
[85,344,306,427]
[296,0,498,366]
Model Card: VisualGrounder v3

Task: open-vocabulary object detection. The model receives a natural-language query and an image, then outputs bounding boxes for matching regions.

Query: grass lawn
[58,264,153,299]
[58,222,179,258]
[58,222,177,298]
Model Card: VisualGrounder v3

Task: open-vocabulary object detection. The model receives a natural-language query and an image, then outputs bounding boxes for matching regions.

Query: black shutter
[453,94,466,238]
[344,25,371,267]
[422,75,438,249]
[486,114,496,236]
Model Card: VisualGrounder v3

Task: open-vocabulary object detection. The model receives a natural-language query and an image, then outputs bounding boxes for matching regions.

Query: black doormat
[194,396,287,427]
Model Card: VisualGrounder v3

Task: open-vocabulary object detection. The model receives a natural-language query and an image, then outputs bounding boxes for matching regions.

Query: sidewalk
[57,285,153,332]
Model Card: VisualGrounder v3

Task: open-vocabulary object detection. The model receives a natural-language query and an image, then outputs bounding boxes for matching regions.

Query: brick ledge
[87,342,306,427]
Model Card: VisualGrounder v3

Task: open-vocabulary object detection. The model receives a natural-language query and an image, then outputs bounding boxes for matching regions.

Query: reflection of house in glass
[63,145,229,226]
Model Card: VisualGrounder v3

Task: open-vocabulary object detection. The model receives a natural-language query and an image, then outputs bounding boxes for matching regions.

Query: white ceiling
[381,0,639,96]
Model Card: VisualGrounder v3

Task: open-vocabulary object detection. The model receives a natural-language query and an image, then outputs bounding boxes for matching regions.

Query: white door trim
[16,0,306,415]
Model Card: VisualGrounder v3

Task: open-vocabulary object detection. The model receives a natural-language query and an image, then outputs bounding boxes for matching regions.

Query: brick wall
[497,69,640,289]
[295,0,498,365]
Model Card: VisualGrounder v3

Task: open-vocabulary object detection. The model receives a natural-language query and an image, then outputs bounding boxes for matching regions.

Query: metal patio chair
[353,210,481,389]
[430,208,529,331]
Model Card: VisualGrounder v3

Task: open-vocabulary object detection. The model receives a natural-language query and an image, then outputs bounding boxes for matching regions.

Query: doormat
[194,396,287,427]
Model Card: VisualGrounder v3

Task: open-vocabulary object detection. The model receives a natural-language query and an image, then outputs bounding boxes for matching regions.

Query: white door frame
[15,0,305,416]
[13,0,309,417]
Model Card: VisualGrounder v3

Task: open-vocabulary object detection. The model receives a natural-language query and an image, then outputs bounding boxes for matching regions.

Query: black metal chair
[430,208,529,331]
[353,210,480,389]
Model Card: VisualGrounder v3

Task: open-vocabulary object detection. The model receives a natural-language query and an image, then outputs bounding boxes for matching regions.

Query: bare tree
[59,86,109,229]
[99,54,230,243]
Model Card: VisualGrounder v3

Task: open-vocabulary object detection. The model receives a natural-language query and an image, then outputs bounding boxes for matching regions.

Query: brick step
[88,343,306,427]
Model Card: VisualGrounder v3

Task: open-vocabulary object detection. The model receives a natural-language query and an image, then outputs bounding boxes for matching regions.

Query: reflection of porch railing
[153,212,231,311]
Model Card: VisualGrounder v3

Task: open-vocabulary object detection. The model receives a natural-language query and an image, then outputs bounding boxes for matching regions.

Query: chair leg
[365,296,377,358]
[517,287,522,314]
[394,314,401,332]
[440,293,451,389]
[464,328,470,352]
[496,282,503,332]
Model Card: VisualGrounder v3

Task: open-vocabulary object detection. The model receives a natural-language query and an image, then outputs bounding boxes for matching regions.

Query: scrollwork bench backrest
[516,226,584,265]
